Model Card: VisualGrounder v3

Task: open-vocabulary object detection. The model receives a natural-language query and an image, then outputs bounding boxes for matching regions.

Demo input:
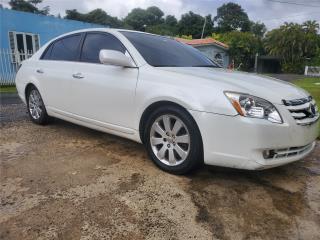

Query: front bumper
[189,107,319,170]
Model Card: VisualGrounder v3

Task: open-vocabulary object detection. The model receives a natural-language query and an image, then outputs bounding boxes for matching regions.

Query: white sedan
[15,28,319,174]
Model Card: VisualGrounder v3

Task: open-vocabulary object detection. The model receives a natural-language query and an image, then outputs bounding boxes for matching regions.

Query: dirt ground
[1,100,320,240]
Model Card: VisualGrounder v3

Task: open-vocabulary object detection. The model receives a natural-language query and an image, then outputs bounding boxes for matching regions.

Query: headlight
[224,92,283,124]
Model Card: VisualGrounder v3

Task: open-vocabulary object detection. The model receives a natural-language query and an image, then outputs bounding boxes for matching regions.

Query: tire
[144,105,203,174]
[26,86,50,125]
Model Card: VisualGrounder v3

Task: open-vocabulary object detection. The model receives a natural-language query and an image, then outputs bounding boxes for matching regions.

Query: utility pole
[254,53,258,73]
[201,17,207,39]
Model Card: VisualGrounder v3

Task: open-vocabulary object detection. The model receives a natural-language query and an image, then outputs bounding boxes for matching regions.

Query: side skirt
[47,107,142,143]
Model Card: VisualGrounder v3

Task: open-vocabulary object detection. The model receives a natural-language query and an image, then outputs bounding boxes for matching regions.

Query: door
[38,34,82,112]
[9,32,40,62]
[70,32,139,129]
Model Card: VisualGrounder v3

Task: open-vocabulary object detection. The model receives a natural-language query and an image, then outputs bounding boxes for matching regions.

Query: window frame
[40,33,84,62]
[8,31,40,63]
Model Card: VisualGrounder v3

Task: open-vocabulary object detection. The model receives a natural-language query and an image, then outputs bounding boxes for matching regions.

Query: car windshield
[121,31,220,68]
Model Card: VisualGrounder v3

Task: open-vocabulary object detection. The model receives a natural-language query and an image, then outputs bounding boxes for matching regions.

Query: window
[81,33,126,63]
[49,34,82,61]
[121,31,219,68]
[41,44,53,60]
[8,31,40,63]
[214,53,223,66]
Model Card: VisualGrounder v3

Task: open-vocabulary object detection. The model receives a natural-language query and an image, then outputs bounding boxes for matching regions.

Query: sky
[1,0,320,31]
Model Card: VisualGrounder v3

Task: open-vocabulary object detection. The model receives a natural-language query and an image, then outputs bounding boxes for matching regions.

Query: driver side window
[81,32,126,63]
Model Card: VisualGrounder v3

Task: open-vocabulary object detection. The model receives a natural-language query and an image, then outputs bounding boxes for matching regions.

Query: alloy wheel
[150,114,190,166]
[28,89,43,120]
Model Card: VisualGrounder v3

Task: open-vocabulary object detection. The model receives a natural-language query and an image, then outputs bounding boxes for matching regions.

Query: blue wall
[0,8,105,49]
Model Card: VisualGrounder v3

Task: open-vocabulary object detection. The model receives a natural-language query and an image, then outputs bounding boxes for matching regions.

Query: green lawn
[292,77,320,138]
[0,85,17,93]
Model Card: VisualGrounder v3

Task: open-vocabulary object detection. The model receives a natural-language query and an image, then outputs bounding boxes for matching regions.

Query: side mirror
[99,49,135,67]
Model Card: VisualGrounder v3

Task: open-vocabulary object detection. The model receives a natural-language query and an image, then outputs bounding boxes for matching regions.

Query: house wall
[194,45,229,68]
[0,8,104,49]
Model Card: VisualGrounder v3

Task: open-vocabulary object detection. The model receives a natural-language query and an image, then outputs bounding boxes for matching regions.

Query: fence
[0,48,33,86]
[304,66,320,77]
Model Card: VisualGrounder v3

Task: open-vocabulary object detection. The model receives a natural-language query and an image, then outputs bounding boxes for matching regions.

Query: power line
[266,0,320,8]
[259,11,320,21]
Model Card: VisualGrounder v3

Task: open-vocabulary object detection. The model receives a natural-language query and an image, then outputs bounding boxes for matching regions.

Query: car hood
[158,67,309,104]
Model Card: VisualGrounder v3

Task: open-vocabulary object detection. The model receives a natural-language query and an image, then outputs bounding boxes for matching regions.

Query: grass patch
[292,77,320,138]
[0,85,17,93]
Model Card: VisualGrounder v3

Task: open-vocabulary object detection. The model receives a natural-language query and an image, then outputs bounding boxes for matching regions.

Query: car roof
[55,28,170,40]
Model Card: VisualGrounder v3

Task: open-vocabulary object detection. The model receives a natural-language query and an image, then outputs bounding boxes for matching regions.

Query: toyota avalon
[15,29,319,174]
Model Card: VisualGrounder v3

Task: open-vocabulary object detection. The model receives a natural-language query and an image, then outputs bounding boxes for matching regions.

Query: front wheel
[27,86,50,125]
[144,105,202,174]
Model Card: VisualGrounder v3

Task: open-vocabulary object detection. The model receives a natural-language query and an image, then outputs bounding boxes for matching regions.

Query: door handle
[72,73,84,79]
[36,69,44,74]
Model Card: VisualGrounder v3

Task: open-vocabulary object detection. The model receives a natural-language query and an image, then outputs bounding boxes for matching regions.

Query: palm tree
[264,21,319,73]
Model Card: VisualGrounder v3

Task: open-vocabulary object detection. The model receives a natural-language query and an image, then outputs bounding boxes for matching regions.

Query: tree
[85,9,122,27]
[214,2,250,33]
[65,9,123,27]
[264,22,320,73]
[65,9,84,21]
[178,11,213,38]
[124,8,148,31]
[146,15,178,36]
[146,6,164,25]
[28,0,41,6]
[9,0,49,15]
[165,15,178,27]
[124,6,165,31]
[214,31,263,70]
[250,21,267,38]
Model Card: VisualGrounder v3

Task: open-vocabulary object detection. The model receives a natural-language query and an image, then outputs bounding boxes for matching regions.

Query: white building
[175,38,229,68]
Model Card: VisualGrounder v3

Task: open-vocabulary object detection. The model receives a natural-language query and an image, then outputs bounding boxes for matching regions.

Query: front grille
[283,96,319,125]
[263,142,314,160]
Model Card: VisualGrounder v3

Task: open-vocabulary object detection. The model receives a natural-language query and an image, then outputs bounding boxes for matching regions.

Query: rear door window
[80,32,126,63]
[46,34,82,61]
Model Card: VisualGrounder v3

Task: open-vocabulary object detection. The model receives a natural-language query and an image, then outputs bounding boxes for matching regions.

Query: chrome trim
[283,96,319,125]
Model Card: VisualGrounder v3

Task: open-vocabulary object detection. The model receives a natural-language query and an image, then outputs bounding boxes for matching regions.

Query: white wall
[194,45,229,68]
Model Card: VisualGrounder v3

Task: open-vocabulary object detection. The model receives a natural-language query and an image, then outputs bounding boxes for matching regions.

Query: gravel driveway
[1,97,320,240]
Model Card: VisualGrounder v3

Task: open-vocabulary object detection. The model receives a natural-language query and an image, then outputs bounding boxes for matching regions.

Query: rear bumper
[189,109,319,170]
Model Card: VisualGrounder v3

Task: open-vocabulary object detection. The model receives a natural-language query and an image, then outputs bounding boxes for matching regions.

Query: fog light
[263,150,275,159]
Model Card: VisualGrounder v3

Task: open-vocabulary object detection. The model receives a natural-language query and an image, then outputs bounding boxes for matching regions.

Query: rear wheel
[27,86,50,125]
[144,105,202,174]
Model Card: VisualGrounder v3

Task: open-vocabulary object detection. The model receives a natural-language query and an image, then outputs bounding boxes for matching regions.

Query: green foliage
[178,12,214,39]
[264,21,320,73]
[214,32,262,70]
[165,15,178,27]
[293,77,320,137]
[146,24,177,36]
[309,48,320,66]
[9,0,49,15]
[176,35,193,40]
[65,9,122,27]
[124,6,164,31]
[0,85,17,93]
[214,2,250,33]
[250,21,267,38]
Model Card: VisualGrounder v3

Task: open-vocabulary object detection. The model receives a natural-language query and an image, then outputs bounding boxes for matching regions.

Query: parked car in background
[15,28,319,174]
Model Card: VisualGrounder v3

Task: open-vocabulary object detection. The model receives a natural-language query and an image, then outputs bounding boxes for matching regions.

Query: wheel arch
[138,101,203,150]
[25,83,37,101]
